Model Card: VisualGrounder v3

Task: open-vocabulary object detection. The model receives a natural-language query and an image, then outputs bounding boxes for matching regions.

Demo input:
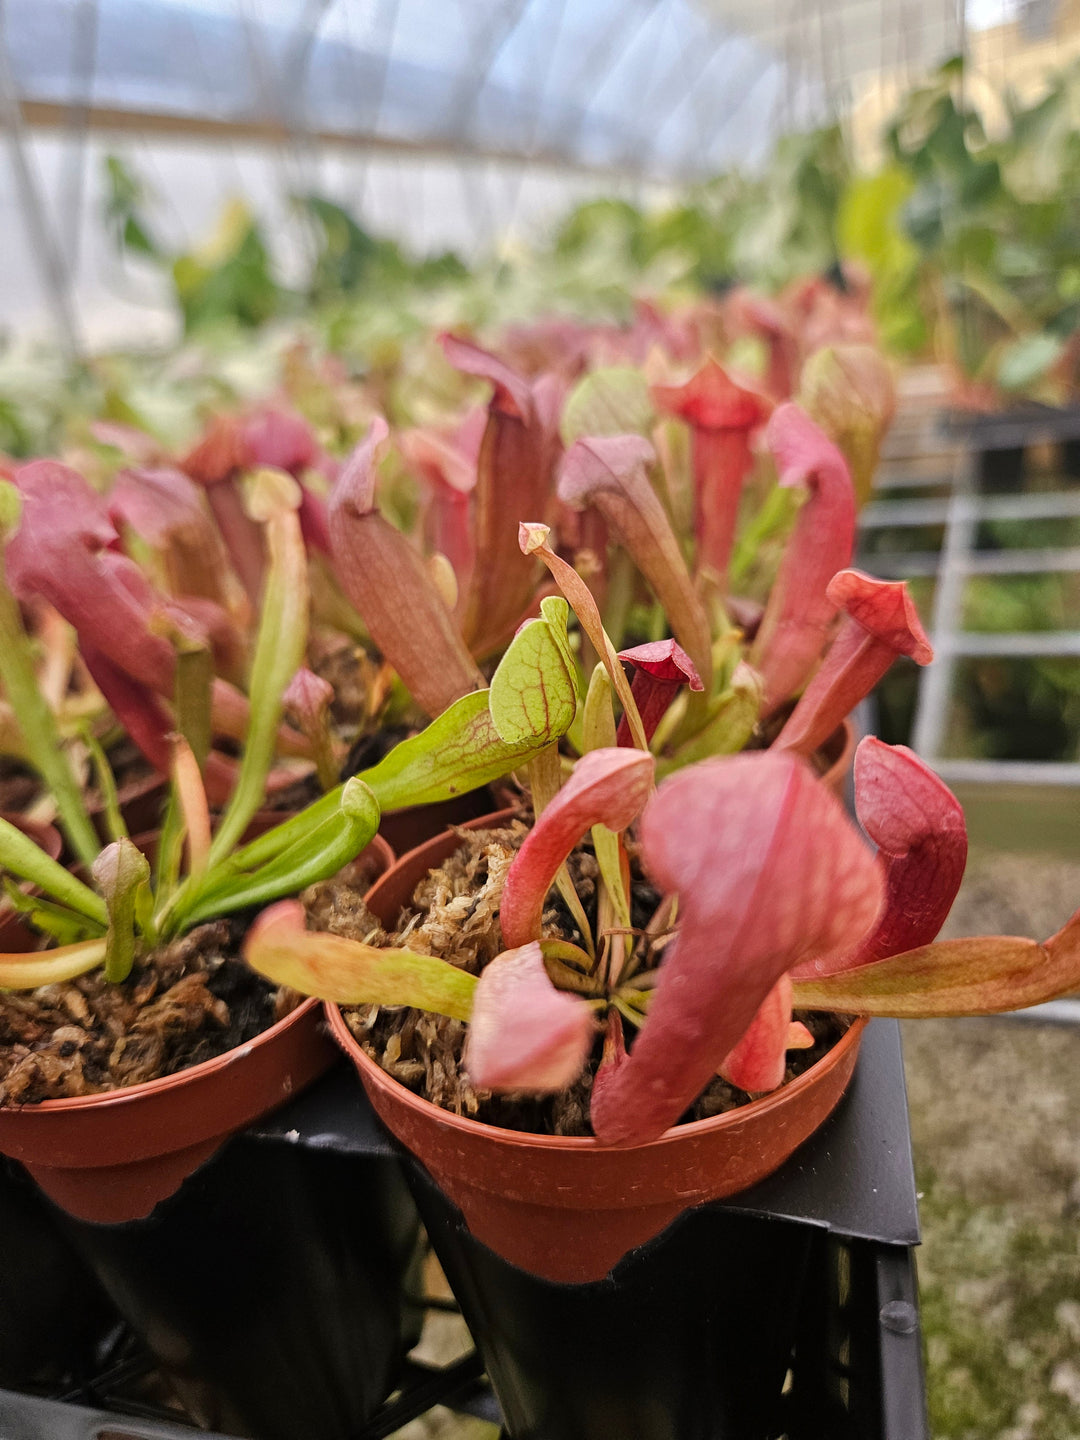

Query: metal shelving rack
[860,377,1080,789]
[860,377,1080,1025]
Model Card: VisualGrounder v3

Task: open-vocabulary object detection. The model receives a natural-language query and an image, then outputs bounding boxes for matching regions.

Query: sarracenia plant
[4,458,316,809]
[0,473,578,992]
[246,590,1080,1147]
[533,373,907,778]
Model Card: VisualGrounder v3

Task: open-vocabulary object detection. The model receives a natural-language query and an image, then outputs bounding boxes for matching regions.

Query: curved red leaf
[499,747,655,950]
[441,337,562,656]
[242,408,318,476]
[328,419,483,717]
[794,738,966,978]
[718,974,793,1093]
[464,940,594,1092]
[615,639,704,747]
[558,435,712,688]
[776,570,932,757]
[750,405,856,713]
[591,752,882,1146]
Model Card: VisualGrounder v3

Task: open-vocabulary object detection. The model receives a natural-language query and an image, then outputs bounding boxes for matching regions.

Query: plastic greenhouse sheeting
[6,0,798,179]
[0,0,964,344]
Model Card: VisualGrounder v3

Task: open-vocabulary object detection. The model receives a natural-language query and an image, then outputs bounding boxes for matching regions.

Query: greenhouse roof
[6,0,820,178]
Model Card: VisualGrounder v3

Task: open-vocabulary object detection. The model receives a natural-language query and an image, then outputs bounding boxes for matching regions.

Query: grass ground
[387,844,1080,1440]
[904,1017,1080,1440]
[902,842,1080,1440]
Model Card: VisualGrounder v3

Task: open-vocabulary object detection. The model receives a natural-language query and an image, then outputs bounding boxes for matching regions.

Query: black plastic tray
[0,1021,928,1440]
[0,1236,923,1439]
[941,401,1080,450]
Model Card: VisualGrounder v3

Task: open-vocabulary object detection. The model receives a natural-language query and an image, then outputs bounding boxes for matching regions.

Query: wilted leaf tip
[518,521,551,555]
[335,416,391,517]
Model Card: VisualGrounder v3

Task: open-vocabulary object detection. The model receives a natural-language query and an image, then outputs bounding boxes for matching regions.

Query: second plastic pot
[327,816,866,1285]
[0,835,393,1223]
[325,812,869,1440]
[407,1158,815,1440]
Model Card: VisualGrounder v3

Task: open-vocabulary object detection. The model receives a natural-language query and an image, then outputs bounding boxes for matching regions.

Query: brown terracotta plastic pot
[0,813,64,953]
[376,783,503,857]
[0,834,393,1225]
[326,816,866,1284]
[0,812,63,862]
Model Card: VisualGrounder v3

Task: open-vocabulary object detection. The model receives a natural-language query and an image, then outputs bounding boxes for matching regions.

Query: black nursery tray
[0,1242,921,1440]
[0,1021,927,1440]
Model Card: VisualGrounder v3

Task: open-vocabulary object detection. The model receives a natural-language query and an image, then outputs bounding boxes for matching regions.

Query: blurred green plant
[296,194,468,307]
[86,54,1080,404]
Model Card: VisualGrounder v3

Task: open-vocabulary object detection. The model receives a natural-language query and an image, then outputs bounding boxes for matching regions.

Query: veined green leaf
[360,687,572,813]
[488,603,577,746]
[230,638,578,873]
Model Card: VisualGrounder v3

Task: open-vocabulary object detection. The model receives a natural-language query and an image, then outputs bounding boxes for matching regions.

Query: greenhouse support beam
[12,98,662,184]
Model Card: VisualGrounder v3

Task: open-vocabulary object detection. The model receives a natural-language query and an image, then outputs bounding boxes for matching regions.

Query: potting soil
[0,847,387,1105]
[335,822,848,1138]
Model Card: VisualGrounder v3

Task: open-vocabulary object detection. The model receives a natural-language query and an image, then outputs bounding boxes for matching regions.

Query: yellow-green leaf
[245,901,477,1018]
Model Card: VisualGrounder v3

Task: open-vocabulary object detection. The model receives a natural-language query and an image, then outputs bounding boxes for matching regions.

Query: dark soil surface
[0,919,293,1105]
[308,632,379,734]
[336,822,847,1138]
[0,848,386,1106]
[258,771,322,812]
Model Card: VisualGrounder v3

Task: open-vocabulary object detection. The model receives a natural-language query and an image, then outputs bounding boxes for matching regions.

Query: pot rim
[328,1004,867,1156]
[0,811,63,862]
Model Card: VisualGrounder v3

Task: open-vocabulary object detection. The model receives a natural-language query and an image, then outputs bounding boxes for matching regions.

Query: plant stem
[208,474,308,865]
[0,568,100,866]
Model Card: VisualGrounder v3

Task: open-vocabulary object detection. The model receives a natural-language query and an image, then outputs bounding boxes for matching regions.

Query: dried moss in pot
[330,822,849,1138]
